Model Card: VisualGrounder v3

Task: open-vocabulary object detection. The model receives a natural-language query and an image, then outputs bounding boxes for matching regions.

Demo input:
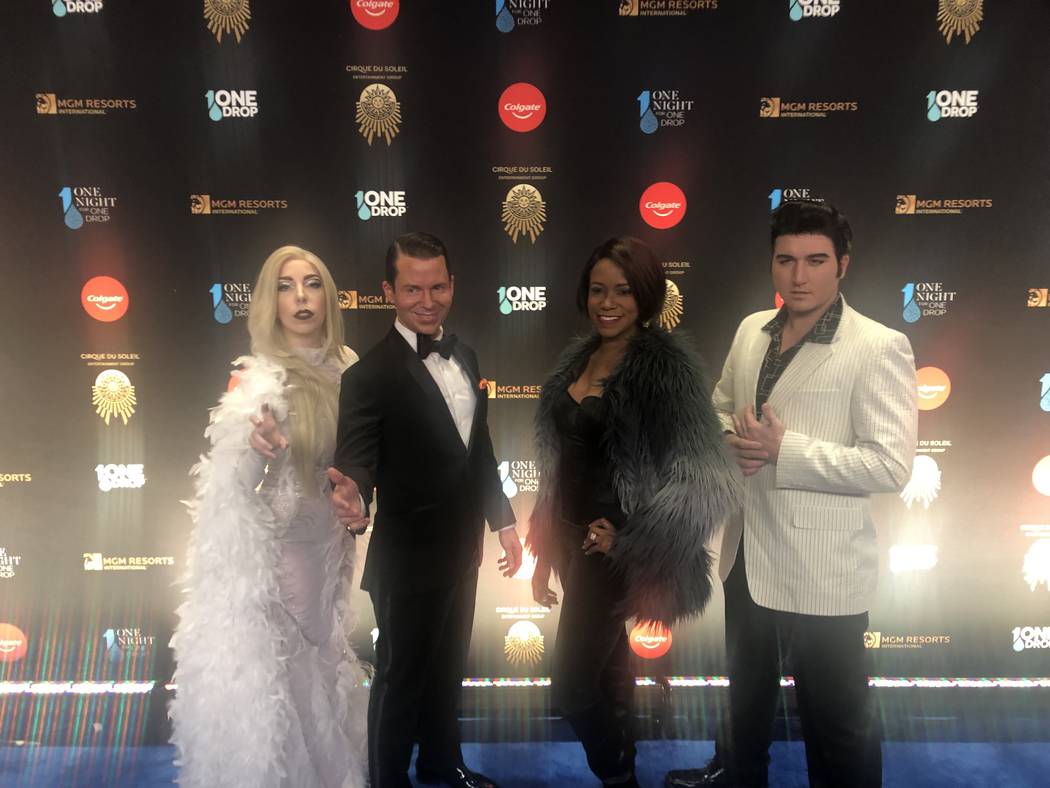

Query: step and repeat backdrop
[2,0,1049,747]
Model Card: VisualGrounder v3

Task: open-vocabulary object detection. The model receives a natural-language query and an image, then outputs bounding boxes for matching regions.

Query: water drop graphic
[502,475,519,498]
[496,1,515,33]
[640,109,659,134]
[926,91,941,122]
[789,0,803,21]
[214,300,233,324]
[903,299,921,323]
[52,0,66,17]
[1041,390,1050,413]
[59,187,83,229]
[206,91,222,122]
[357,201,372,221]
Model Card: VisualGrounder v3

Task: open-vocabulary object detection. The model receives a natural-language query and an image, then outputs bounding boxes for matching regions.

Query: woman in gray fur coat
[527,236,740,788]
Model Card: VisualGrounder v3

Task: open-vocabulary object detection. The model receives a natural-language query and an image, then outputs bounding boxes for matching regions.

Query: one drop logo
[789,0,840,20]
[498,285,547,314]
[638,91,658,134]
[59,186,84,229]
[927,90,978,122]
[210,284,233,324]
[639,182,686,229]
[498,83,546,133]
[355,190,406,220]
[498,461,518,498]
[1040,373,1050,412]
[350,0,399,30]
[902,283,921,323]
[496,0,514,32]
[206,89,259,121]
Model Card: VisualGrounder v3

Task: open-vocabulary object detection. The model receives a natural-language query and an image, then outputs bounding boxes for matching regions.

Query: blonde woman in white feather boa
[170,245,370,788]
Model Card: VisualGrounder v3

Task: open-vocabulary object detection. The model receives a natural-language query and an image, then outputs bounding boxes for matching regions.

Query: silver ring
[589,532,598,542]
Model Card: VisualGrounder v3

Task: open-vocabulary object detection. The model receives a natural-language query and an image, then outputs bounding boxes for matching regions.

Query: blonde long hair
[248,245,347,492]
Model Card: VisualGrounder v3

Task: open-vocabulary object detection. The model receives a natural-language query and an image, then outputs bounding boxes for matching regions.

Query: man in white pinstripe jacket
[667,202,918,788]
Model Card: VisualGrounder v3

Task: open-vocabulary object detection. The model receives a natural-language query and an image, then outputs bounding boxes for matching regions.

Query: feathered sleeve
[168,355,296,788]
[605,330,743,624]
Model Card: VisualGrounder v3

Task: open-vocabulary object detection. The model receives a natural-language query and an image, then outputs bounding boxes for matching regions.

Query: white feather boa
[169,355,368,788]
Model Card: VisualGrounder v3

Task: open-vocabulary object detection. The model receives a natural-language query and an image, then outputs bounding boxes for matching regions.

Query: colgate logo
[0,623,27,663]
[499,83,546,132]
[639,182,687,229]
[350,0,399,30]
[81,276,129,322]
[629,620,672,659]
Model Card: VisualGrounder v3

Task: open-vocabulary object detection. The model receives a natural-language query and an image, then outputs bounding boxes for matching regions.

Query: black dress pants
[715,543,881,787]
[368,568,478,788]
[551,522,636,783]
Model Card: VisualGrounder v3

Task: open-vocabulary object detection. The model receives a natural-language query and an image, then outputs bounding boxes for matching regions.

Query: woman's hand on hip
[583,518,617,555]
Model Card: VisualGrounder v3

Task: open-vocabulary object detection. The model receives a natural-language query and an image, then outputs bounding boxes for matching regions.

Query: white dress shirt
[394,319,475,446]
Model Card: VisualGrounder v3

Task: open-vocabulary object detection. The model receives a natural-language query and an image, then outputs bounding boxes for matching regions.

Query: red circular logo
[349,0,399,30]
[639,182,687,229]
[774,292,785,309]
[498,83,547,133]
[629,620,672,659]
[0,623,28,663]
[81,276,129,322]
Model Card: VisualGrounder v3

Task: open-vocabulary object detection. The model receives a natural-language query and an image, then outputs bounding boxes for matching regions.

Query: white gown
[170,347,369,788]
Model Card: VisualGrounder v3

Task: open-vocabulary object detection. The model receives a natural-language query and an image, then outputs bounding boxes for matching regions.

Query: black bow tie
[417,332,457,360]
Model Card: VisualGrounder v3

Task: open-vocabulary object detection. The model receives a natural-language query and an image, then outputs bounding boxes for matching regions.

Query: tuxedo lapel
[741,328,772,410]
[387,328,466,453]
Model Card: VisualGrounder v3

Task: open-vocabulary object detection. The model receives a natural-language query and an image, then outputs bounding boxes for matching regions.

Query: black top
[754,293,844,412]
[552,388,625,527]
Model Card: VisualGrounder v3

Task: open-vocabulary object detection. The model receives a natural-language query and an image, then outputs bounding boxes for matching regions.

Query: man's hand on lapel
[737,404,785,467]
[497,527,523,578]
[326,467,370,535]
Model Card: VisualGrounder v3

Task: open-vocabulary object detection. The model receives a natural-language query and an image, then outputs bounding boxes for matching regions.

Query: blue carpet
[2,741,1048,786]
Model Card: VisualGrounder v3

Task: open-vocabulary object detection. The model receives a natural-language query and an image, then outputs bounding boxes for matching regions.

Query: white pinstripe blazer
[712,299,917,616]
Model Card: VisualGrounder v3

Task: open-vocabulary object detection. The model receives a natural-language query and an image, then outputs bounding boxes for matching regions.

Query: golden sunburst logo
[205,0,251,44]
[190,194,212,215]
[938,0,982,45]
[36,93,57,114]
[759,97,781,118]
[619,0,640,16]
[501,184,546,244]
[338,290,359,310]
[93,370,137,425]
[356,84,401,146]
[658,279,683,330]
[504,621,544,665]
[895,195,917,215]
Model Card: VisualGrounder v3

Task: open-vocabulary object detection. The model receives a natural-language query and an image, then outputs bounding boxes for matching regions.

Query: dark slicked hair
[771,201,853,261]
[576,236,666,327]
[384,232,451,286]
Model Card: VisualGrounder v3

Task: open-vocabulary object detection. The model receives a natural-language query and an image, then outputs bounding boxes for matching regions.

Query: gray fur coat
[527,327,741,624]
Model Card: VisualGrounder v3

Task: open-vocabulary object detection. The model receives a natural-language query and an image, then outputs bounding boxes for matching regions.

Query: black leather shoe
[665,762,767,787]
[416,765,500,788]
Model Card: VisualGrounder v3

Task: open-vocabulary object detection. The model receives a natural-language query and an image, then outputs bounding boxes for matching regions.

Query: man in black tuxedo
[329,232,521,788]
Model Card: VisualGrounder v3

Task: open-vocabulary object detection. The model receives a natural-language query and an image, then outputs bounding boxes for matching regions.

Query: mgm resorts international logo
[205,0,251,43]
[1028,289,1050,308]
[619,0,719,16]
[211,283,251,323]
[658,279,683,330]
[36,93,135,116]
[899,455,942,510]
[926,90,978,121]
[504,621,544,665]
[355,190,406,220]
[787,0,840,21]
[1021,525,1050,593]
[0,473,32,489]
[769,187,822,211]
[356,84,401,146]
[497,460,539,498]
[498,285,547,315]
[338,290,393,310]
[96,463,145,492]
[938,0,982,45]
[638,89,695,134]
[102,627,155,661]
[50,0,103,18]
[482,380,541,400]
[895,194,992,215]
[191,194,288,216]
[1012,626,1050,652]
[864,631,951,650]
[58,186,116,229]
[206,89,258,121]
[759,97,858,119]
[501,185,546,244]
[901,282,957,323]
[92,369,136,425]
[496,0,551,33]
[83,552,175,572]
[0,547,23,580]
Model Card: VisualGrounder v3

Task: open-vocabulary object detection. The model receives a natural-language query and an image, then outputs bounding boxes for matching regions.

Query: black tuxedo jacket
[335,326,515,595]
